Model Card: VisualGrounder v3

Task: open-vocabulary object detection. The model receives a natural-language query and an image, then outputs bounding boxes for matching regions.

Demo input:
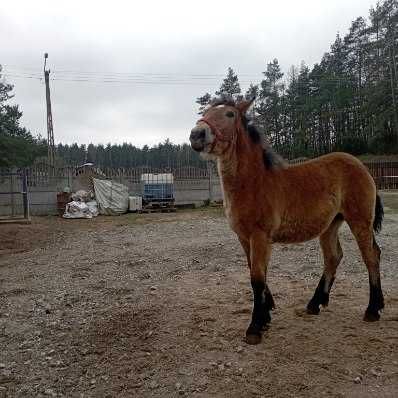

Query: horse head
[190,98,254,156]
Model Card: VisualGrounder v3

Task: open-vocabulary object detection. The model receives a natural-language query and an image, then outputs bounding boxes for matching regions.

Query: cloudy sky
[1,0,377,148]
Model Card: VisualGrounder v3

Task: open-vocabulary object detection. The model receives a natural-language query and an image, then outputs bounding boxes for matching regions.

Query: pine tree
[196,92,212,114]
[256,59,285,151]
[0,66,46,167]
[215,67,241,100]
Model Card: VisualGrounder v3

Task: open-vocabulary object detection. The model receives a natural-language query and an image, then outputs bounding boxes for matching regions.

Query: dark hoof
[245,325,262,345]
[245,333,262,345]
[306,305,320,315]
[363,311,380,322]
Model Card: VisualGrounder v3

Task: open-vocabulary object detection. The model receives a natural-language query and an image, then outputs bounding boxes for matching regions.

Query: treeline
[197,0,398,158]
[56,139,204,169]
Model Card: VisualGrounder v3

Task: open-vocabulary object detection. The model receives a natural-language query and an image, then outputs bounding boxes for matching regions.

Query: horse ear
[236,97,255,115]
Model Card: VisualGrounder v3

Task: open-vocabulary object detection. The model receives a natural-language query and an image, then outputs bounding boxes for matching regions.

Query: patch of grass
[114,206,225,227]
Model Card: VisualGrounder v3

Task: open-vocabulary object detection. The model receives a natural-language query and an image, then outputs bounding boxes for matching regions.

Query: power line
[2,64,361,89]
[2,72,358,87]
[1,72,257,86]
[2,64,263,78]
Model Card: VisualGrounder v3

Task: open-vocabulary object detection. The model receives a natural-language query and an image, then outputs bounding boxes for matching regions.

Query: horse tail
[373,194,384,234]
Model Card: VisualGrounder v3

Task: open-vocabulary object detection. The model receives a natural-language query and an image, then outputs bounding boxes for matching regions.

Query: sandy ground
[0,207,397,398]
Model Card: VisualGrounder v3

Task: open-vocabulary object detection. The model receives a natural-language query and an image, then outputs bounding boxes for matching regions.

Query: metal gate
[0,169,30,224]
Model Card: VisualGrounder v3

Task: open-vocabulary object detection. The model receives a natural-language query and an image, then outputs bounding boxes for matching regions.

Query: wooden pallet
[140,207,176,214]
[140,200,175,213]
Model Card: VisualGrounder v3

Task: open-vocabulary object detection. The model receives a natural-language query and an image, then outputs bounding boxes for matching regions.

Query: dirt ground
[0,200,397,397]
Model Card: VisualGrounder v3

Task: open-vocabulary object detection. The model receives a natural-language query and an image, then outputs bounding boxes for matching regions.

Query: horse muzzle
[190,126,207,152]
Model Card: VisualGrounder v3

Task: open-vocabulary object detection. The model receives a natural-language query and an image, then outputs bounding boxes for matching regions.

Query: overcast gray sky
[1,0,377,147]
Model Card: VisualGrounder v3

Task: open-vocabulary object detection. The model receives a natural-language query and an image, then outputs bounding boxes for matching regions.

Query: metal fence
[290,159,398,190]
[7,160,398,190]
[364,161,398,190]
[0,160,397,217]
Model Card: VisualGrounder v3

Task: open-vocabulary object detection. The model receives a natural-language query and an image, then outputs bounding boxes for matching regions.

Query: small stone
[90,379,96,384]
[0,364,4,369]
[354,376,362,384]
[370,368,381,377]
[150,286,157,291]
[209,361,217,367]
[225,362,232,368]
[175,382,182,390]
[236,346,243,353]
[0,369,12,380]
[149,381,158,389]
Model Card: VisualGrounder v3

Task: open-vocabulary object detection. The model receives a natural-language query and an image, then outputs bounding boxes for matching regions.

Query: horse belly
[272,218,332,244]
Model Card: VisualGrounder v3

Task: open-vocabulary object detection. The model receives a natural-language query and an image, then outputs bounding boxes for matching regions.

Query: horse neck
[217,130,266,193]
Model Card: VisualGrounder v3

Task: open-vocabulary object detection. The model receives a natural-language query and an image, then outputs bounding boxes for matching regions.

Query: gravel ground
[0,207,397,397]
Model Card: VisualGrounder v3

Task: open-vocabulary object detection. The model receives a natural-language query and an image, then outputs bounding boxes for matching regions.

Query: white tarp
[93,178,129,215]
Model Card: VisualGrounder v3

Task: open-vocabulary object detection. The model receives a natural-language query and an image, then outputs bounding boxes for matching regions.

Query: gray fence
[0,163,222,216]
[1,159,397,217]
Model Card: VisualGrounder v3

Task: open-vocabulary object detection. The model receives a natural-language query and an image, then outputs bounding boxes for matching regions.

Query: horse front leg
[245,230,275,345]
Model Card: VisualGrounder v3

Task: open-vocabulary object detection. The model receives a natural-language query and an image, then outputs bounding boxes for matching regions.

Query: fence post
[10,168,16,217]
[22,168,30,220]
[207,162,213,203]
[67,167,73,190]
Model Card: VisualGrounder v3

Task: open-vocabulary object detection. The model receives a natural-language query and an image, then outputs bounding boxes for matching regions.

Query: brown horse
[189,98,384,345]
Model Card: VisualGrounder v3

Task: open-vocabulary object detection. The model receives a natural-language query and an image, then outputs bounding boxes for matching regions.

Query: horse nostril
[190,128,206,141]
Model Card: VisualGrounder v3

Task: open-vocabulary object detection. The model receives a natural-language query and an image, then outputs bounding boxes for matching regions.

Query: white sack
[71,190,92,202]
[63,201,93,219]
[86,200,99,217]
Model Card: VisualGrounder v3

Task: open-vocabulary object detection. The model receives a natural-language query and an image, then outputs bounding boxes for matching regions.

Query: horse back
[269,152,376,243]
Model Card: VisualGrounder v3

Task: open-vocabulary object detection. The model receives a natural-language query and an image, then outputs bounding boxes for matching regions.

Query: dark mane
[209,97,237,108]
[209,97,287,170]
[246,123,287,170]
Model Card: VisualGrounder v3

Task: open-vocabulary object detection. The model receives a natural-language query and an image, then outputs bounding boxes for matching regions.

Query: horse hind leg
[347,221,384,321]
[307,215,344,315]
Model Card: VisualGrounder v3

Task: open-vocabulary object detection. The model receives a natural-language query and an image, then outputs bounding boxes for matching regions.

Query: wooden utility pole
[44,53,55,168]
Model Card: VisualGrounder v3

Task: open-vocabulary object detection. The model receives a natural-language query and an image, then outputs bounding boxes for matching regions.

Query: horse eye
[226,111,235,118]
